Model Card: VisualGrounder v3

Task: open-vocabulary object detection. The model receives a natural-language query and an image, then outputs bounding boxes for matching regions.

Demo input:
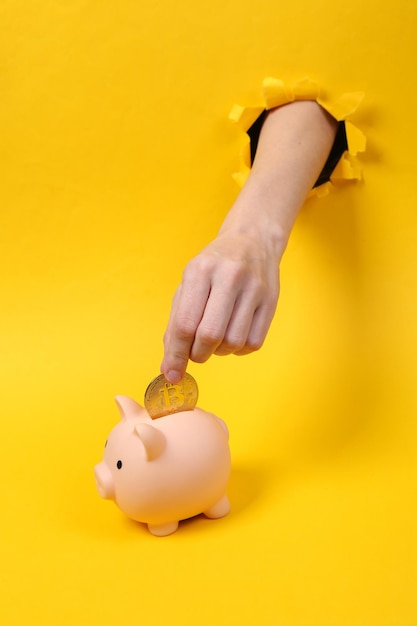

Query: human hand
[160,100,338,384]
[160,228,281,384]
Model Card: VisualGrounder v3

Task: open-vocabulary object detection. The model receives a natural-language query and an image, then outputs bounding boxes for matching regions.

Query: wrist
[218,191,290,263]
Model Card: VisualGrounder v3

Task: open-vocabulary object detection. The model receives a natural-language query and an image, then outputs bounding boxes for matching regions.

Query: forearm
[161,100,339,382]
[219,100,338,261]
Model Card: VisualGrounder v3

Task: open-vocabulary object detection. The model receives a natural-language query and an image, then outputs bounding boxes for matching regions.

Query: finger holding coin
[144,372,199,419]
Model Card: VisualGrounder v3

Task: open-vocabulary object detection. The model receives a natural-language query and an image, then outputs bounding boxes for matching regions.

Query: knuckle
[245,336,264,352]
[247,277,267,300]
[198,326,223,348]
[225,262,248,290]
[190,352,209,364]
[183,255,213,280]
[174,316,197,341]
[214,346,233,357]
[171,352,188,366]
[221,334,245,353]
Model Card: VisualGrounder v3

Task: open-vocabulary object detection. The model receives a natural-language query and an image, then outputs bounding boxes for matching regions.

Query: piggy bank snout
[94,462,115,500]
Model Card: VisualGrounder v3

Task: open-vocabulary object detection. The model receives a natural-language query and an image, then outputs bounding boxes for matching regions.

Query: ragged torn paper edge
[229,77,366,199]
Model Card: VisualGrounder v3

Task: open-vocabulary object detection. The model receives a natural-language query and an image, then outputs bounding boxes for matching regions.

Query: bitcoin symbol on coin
[144,372,198,419]
[160,383,185,410]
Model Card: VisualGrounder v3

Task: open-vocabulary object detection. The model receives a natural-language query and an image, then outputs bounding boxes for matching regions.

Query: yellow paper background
[1,1,416,624]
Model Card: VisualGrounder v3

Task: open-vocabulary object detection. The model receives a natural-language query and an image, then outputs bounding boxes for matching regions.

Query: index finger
[160,274,211,383]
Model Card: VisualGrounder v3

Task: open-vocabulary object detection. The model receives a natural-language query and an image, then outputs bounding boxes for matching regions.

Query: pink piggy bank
[94,395,231,536]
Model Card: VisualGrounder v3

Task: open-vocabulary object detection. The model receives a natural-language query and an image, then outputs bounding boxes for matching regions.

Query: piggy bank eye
[116,460,123,470]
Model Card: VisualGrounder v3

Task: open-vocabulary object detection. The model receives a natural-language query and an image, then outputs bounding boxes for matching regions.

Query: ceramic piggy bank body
[94,396,231,536]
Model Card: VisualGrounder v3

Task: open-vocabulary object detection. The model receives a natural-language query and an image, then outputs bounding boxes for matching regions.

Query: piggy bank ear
[115,395,147,421]
[134,423,166,461]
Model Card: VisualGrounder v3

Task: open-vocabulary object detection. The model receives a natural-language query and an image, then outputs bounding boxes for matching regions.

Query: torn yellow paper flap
[230,77,366,192]
[292,78,320,101]
[307,182,332,200]
[345,121,367,156]
[262,77,294,109]
[330,154,362,181]
[318,91,365,121]
[229,104,265,132]
[240,135,252,169]
[232,167,251,188]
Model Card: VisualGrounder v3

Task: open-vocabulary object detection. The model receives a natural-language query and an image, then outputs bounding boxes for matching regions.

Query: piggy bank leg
[203,494,230,519]
[147,521,179,537]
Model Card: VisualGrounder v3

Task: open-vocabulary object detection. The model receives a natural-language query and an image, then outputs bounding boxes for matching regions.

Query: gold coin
[144,372,199,419]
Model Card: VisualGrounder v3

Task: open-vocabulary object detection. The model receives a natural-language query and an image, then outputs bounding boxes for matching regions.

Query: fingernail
[167,370,182,384]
